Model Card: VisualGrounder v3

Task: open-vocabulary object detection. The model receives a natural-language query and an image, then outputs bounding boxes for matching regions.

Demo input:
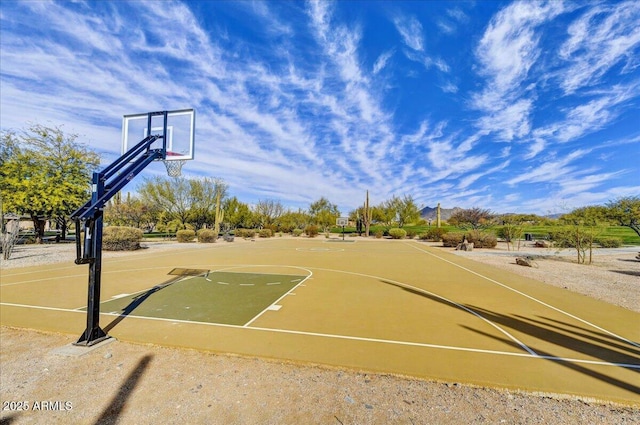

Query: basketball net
[163,152,186,177]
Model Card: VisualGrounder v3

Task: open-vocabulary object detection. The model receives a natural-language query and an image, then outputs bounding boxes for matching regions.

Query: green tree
[373,199,397,230]
[254,199,285,230]
[138,176,227,230]
[448,207,494,230]
[308,197,340,232]
[278,209,310,233]
[223,197,253,229]
[606,196,640,238]
[0,125,100,243]
[188,177,226,231]
[104,193,160,231]
[560,206,608,226]
[396,195,421,228]
[138,176,192,228]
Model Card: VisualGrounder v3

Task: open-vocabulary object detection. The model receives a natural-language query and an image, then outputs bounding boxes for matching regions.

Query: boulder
[456,242,474,251]
[515,257,538,268]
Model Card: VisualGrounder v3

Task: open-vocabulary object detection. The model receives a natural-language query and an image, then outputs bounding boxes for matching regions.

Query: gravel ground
[1,240,639,424]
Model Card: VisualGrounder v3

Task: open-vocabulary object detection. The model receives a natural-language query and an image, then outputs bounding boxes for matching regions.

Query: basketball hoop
[163,151,186,177]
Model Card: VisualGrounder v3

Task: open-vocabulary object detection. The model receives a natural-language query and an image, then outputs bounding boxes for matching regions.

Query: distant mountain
[420,206,462,221]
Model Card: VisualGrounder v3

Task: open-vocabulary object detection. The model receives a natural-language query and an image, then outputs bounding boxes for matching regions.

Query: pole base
[74,327,109,347]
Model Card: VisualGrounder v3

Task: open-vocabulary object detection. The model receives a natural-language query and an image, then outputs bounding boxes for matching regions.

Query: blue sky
[1,1,639,215]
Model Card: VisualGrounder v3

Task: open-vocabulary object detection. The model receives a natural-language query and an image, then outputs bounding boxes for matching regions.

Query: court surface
[1,238,638,405]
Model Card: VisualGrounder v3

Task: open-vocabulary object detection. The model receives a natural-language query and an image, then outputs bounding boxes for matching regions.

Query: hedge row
[441,231,497,248]
[103,226,143,251]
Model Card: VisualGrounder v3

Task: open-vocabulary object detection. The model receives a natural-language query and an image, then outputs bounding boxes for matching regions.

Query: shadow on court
[380,279,640,396]
[94,355,153,425]
[104,277,181,333]
[464,321,640,396]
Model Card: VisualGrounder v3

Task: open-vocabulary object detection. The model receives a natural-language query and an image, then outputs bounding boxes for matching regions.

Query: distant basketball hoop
[163,151,186,177]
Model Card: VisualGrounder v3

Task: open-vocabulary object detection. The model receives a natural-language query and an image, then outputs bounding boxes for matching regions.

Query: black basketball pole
[71,111,170,346]
[75,172,108,345]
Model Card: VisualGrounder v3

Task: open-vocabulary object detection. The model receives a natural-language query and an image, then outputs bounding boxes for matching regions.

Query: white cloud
[533,82,638,144]
[559,1,640,93]
[475,99,533,141]
[393,15,424,51]
[440,82,459,93]
[373,49,394,74]
[506,148,590,186]
[472,1,565,140]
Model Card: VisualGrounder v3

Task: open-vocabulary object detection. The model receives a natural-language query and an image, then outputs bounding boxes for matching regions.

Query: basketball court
[1,238,638,405]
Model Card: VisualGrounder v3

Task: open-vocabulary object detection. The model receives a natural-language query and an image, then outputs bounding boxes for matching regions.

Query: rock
[534,240,550,248]
[455,242,474,251]
[515,257,537,268]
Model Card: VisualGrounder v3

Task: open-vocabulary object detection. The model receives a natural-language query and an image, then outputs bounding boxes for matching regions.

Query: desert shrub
[176,229,195,243]
[388,228,407,239]
[292,229,303,237]
[496,224,524,242]
[548,226,598,264]
[236,229,256,239]
[103,226,143,251]
[442,232,464,247]
[197,229,217,243]
[374,230,384,239]
[305,225,319,238]
[465,230,498,248]
[419,227,448,241]
[405,229,417,239]
[595,236,622,248]
[259,228,273,238]
[549,228,595,248]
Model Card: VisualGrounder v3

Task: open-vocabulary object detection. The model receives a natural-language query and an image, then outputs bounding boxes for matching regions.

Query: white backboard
[122,109,195,161]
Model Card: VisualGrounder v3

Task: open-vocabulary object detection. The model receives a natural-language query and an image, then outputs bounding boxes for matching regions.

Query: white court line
[406,242,640,349]
[0,242,243,280]
[71,276,194,311]
[3,301,636,370]
[304,266,537,356]
[0,273,88,287]
[243,268,313,327]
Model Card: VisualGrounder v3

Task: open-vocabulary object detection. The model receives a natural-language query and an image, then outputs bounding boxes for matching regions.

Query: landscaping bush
[595,236,622,248]
[236,229,256,239]
[419,227,448,241]
[465,230,498,248]
[197,229,217,243]
[103,226,143,251]
[405,229,417,239]
[441,232,464,247]
[374,230,384,239]
[176,229,195,243]
[292,229,303,237]
[259,228,273,238]
[388,228,407,239]
[305,225,319,238]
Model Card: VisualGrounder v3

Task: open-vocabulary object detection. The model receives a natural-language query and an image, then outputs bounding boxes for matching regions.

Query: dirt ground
[1,239,639,424]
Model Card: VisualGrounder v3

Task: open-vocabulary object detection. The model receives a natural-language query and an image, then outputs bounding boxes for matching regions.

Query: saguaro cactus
[363,190,373,237]
[213,186,224,239]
